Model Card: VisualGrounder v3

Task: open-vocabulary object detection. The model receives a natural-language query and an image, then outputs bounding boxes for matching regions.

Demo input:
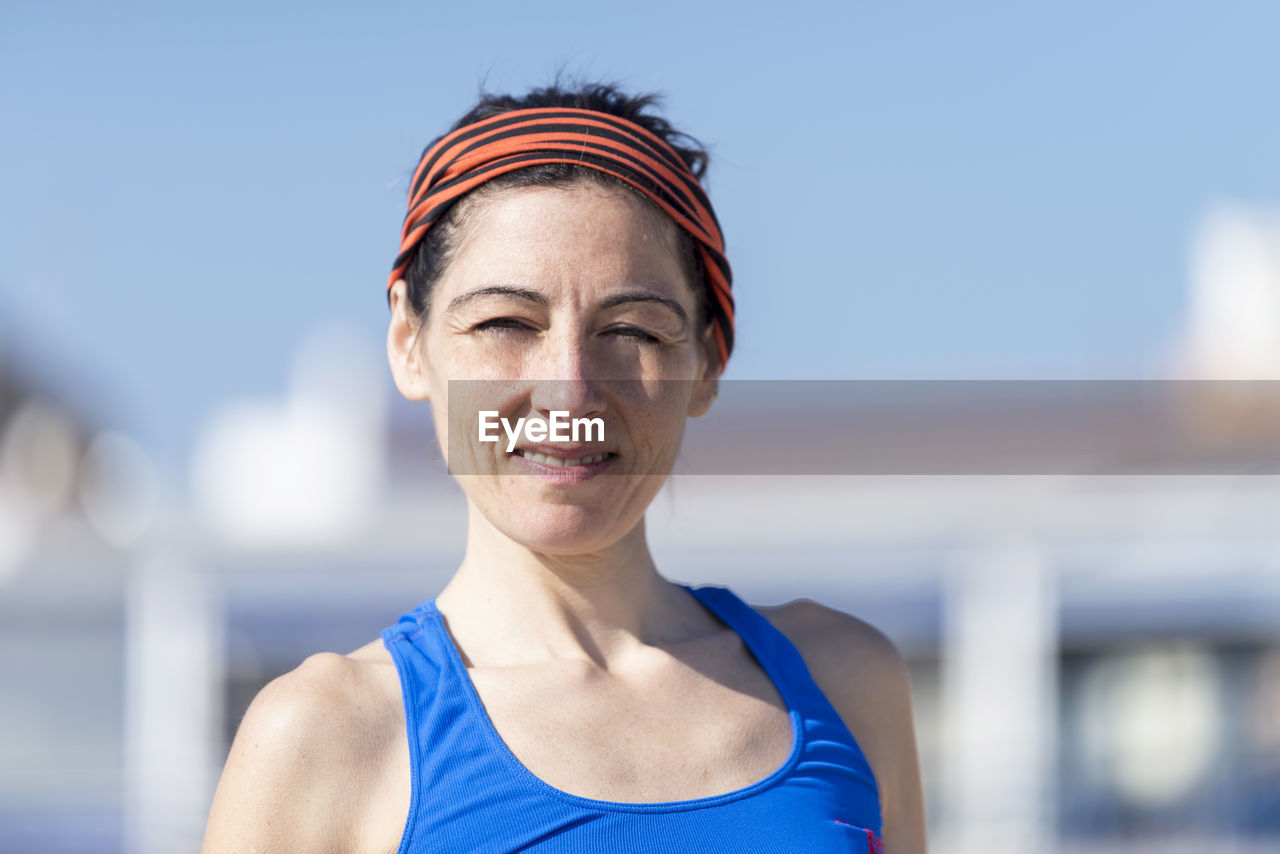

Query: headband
[388,106,734,365]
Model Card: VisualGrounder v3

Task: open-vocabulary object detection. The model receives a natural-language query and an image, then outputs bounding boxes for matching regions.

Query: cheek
[439,383,528,474]
[623,385,694,468]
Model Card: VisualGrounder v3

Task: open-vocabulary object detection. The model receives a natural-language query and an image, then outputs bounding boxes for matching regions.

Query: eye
[472,317,534,334]
[605,325,660,343]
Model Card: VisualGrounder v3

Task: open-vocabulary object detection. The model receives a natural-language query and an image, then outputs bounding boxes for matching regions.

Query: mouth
[505,445,619,481]
[512,449,617,468]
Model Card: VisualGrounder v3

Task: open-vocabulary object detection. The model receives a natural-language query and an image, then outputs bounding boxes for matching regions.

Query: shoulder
[232,649,401,764]
[759,598,928,851]
[758,598,914,748]
[759,598,909,690]
[202,647,407,854]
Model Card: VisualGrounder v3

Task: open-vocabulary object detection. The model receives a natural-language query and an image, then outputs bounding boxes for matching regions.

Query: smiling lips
[511,446,616,469]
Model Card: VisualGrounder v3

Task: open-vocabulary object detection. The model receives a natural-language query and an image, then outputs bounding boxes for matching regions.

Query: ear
[686,323,723,419]
[387,279,432,402]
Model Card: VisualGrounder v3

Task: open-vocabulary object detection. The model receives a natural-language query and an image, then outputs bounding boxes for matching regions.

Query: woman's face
[388,181,720,554]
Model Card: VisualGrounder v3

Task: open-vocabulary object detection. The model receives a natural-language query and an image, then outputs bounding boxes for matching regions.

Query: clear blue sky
[4,1,1279,471]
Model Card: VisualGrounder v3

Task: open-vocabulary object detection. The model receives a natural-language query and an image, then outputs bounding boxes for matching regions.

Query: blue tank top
[380,584,883,853]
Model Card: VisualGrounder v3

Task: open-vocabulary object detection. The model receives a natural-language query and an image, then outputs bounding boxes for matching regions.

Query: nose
[527,330,607,421]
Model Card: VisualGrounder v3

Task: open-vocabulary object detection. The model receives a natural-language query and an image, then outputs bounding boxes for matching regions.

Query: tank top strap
[683,583,881,805]
[382,600,447,669]
[379,598,457,750]
[683,584,817,712]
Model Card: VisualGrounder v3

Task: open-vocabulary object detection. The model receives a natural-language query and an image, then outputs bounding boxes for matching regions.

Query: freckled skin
[201,183,928,854]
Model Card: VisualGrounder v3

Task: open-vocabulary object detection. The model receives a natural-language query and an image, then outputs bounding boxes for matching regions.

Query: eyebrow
[599,290,689,327]
[445,286,549,313]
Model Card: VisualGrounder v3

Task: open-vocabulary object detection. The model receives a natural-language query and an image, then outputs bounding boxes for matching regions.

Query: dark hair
[393,81,717,352]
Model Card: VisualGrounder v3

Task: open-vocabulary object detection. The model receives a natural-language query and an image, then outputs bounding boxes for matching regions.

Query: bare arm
[201,652,401,854]
[766,601,928,854]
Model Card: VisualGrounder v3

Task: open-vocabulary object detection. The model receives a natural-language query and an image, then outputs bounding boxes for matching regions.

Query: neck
[434,500,706,668]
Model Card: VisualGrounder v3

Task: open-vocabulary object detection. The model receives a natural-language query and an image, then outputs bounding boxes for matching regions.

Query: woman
[203,82,927,853]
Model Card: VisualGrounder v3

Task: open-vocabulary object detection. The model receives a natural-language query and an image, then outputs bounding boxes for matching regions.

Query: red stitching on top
[833,820,883,852]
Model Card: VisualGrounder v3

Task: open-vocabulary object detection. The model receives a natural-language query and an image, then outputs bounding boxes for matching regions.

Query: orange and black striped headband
[388,106,735,365]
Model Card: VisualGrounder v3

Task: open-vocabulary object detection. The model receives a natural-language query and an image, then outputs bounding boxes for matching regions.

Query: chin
[479,496,638,555]
[516,504,634,554]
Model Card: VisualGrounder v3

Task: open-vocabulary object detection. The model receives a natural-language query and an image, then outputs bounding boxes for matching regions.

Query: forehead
[441,182,691,295]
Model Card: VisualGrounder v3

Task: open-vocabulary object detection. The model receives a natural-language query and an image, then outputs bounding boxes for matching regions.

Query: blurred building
[0,356,156,852]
